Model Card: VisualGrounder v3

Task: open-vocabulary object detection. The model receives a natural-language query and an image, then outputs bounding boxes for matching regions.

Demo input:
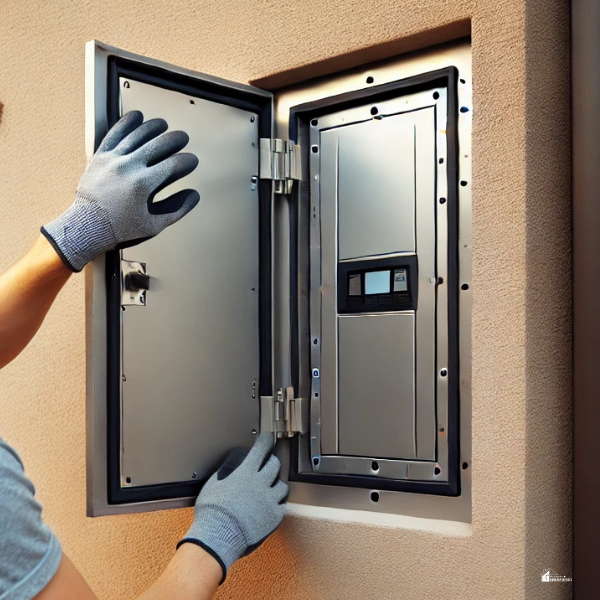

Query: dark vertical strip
[572,0,600,594]
[445,68,460,495]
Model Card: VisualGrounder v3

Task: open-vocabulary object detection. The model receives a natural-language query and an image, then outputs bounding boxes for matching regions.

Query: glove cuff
[180,505,248,582]
[42,193,117,272]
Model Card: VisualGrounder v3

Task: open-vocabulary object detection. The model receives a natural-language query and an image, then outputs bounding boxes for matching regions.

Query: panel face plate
[337,117,416,259]
[119,79,260,487]
[318,105,437,461]
[338,313,416,459]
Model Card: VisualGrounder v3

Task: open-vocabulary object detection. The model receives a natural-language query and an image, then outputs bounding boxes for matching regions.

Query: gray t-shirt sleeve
[0,437,62,600]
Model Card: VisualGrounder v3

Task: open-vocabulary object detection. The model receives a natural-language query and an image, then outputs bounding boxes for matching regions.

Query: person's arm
[1,113,286,600]
[0,110,199,371]
[0,235,72,369]
[36,545,221,600]
[34,434,284,600]
[136,544,221,600]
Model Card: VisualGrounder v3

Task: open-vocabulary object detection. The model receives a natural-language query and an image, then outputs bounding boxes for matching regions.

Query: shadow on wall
[0,102,4,124]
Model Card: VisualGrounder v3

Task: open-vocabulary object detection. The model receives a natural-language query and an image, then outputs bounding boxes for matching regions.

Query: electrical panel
[86,40,471,520]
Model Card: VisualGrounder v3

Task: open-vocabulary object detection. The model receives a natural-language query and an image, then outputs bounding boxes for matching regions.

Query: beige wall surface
[0,1,571,599]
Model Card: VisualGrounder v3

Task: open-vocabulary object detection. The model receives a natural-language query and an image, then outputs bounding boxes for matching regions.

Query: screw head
[123,81,130,88]
[250,116,256,122]
[192,472,197,479]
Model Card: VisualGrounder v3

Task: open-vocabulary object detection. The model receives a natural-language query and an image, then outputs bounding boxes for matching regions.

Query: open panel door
[87,40,471,522]
[86,41,274,515]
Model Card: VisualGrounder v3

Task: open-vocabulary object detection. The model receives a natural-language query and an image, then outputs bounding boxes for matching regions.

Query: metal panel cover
[337,118,416,260]
[119,79,260,487]
[338,314,416,459]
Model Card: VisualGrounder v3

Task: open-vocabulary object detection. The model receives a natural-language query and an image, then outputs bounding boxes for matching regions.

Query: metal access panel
[86,41,274,515]
[87,39,471,521]
[280,42,472,516]
[290,81,455,491]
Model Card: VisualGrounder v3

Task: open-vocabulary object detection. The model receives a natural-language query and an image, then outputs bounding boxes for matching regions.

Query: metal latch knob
[121,260,149,306]
[125,271,150,291]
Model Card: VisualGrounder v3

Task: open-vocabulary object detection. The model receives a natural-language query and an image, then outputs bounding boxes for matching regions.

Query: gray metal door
[86,40,273,515]
[119,78,261,488]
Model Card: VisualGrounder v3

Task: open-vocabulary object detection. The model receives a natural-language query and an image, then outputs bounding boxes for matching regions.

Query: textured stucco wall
[0,1,571,599]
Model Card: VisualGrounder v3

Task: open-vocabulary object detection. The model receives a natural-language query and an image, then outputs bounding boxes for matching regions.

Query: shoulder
[0,436,62,600]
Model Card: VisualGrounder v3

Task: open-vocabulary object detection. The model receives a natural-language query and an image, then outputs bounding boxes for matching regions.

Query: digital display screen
[339,257,415,314]
[365,270,391,295]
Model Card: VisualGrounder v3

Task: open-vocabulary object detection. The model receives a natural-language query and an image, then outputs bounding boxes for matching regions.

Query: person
[0,111,288,599]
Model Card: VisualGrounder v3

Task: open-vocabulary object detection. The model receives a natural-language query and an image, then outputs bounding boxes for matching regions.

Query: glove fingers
[152,189,200,229]
[150,185,200,215]
[216,447,249,481]
[113,118,168,155]
[148,152,199,192]
[97,111,144,152]
[260,454,282,486]
[138,130,191,167]
[244,432,275,471]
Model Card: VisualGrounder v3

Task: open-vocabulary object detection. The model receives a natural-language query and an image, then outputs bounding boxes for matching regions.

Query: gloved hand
[178,433,289,583]
[42,110,200,272]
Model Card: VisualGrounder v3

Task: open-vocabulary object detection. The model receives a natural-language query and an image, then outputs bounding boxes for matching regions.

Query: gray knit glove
[178,433,288,583]
[42,111,200,272]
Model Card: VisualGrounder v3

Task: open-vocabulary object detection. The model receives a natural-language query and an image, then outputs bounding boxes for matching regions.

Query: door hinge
[259,138,302,195]
[260,386,305,438]
[121,260,149,306]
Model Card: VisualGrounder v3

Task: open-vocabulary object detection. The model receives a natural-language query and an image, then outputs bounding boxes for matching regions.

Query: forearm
[34,546,220,600]
[136,544,221,600]
[0,234,72,369]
